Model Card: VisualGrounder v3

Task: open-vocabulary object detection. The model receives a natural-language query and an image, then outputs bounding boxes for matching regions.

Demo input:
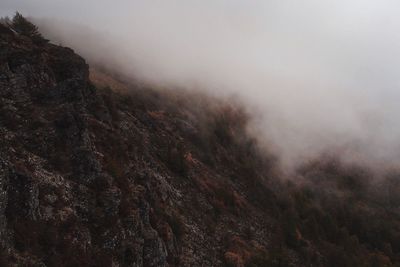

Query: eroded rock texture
[3,20,399,267]
[0,23,277,267]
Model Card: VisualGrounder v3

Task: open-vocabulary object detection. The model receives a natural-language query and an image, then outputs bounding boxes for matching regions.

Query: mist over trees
[1,10,400,266]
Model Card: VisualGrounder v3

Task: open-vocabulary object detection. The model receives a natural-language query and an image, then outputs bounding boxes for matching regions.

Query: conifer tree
[11,12,47,43]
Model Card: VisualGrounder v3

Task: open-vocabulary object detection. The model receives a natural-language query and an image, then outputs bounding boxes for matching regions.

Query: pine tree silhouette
[11,12,47,43]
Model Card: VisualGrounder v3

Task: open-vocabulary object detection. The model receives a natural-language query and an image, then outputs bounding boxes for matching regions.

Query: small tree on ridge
[11,12,47,43]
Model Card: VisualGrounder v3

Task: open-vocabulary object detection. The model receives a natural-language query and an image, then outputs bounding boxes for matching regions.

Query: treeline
[275,160,400,266]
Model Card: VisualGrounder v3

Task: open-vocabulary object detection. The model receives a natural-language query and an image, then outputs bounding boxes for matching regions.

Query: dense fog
[2,0,400,169]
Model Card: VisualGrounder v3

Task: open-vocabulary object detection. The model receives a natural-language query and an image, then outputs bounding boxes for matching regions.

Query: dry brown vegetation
[2,16,400,266]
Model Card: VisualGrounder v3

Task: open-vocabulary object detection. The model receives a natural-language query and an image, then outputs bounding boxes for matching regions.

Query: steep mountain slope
[0,20,281,267]
[1,19,400,267]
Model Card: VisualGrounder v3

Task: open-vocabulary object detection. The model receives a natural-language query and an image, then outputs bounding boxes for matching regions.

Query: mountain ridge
[1,17,400,267]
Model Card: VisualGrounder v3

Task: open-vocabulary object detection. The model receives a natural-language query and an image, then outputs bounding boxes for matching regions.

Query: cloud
[3,0,400,169]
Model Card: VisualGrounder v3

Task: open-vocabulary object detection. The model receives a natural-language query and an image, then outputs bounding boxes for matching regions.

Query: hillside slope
[0,19,281,267]
[1,19,400,267]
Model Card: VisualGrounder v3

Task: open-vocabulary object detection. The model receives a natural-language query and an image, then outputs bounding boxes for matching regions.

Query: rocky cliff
[1,20,400,267]
[0,21,282,266]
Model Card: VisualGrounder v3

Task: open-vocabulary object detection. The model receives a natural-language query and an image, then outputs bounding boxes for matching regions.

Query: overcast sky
[2,1,400,169]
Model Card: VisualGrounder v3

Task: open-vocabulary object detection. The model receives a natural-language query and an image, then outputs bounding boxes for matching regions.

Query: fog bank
[2,0,400,169]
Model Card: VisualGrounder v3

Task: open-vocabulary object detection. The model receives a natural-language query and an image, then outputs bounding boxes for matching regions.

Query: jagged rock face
[0,24,169,266]
[4,20,400,267]
[0,24,278,266]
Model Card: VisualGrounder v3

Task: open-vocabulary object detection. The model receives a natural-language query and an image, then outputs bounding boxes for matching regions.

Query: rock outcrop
[0,22,277,266]
[2,20,400,267]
